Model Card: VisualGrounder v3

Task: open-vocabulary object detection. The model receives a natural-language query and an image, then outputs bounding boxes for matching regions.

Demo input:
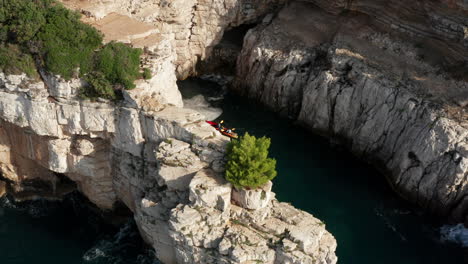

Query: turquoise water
[0,77,465,264]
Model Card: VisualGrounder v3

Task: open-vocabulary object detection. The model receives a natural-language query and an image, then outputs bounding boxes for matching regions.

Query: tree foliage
[0,44,38,78]
[37,4,102,79]
[0,0,145,98]
[81,71,116,100]
[95,42,142,90]
[225,133,277,189]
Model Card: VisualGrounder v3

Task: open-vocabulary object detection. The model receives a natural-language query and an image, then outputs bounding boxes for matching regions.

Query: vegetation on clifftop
[0,44,38,78]
[0,0,150,100]
[225,133,277,189]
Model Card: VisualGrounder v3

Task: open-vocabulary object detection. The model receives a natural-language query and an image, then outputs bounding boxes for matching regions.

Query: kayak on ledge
[206,120,239,139]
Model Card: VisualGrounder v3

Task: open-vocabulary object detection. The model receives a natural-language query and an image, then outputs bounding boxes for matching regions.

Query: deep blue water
[0,77,465,264]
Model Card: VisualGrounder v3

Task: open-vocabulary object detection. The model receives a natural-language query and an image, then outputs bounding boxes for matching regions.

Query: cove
[179,77,466,264]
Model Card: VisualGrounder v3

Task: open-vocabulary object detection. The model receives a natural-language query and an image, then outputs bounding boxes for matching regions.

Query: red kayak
[206,121,238,139]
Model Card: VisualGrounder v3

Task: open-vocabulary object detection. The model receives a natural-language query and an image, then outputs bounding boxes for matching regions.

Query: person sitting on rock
[216,120,224,130]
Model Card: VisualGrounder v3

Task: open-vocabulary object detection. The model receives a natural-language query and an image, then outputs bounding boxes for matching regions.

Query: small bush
[81,71,116,100]
[142,68,152,80]
[1,0,47,44]
[95,42,142,90]
[225,132,277,189]
[0,44,38,78]
[37,4,103,79]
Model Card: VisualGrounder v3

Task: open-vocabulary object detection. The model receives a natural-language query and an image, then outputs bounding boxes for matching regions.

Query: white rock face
[235,1,468,222]
[156,139,206,191]
[42,73,82,99]
[232,181,273,210]
[189,169,232,212]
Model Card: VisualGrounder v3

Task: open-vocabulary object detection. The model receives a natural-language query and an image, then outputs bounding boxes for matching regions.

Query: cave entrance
[197,23,257,76]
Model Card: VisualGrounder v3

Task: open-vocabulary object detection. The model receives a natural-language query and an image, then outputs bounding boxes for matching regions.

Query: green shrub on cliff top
[0,44,38,78]
[81,71,116,100]
[225,133,277,189]
[0,0,47,43]
[0,0,145,97]
[95,42,142,90]
[37,4,103,79]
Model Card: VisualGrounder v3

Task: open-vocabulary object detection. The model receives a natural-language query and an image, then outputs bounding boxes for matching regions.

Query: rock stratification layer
[234,1,468,222]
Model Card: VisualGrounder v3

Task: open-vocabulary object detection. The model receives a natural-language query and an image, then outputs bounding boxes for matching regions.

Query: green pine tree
[225,132,277,189]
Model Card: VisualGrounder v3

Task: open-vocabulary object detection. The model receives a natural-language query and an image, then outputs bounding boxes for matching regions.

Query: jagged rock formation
[234,1,468,222]
[60,0,286,78]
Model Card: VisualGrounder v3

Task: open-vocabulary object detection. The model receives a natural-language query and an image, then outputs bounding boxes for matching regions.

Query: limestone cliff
[234,1,468,222]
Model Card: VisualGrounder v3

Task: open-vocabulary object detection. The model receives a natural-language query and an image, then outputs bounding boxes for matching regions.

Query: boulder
[75,139,95,156]
[189,169,232,212]
[156,139,206,191]
[231,181,273,210]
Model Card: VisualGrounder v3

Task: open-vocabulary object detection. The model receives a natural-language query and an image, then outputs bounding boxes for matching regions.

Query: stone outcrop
[234,1,468,222]
[60,0,287,79]
[232,181,274,210]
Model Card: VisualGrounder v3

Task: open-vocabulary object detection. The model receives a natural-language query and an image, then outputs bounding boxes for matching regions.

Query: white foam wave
[0,196,16,209]
[83,246,108,262]
[440,224,468,247]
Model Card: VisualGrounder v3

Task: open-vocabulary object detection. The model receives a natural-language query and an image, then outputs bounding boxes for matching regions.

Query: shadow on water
[0,192,159,264]
[179,77,466,264]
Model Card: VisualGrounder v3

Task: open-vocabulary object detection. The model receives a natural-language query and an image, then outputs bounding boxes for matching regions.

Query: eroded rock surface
[235,1,468,222]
